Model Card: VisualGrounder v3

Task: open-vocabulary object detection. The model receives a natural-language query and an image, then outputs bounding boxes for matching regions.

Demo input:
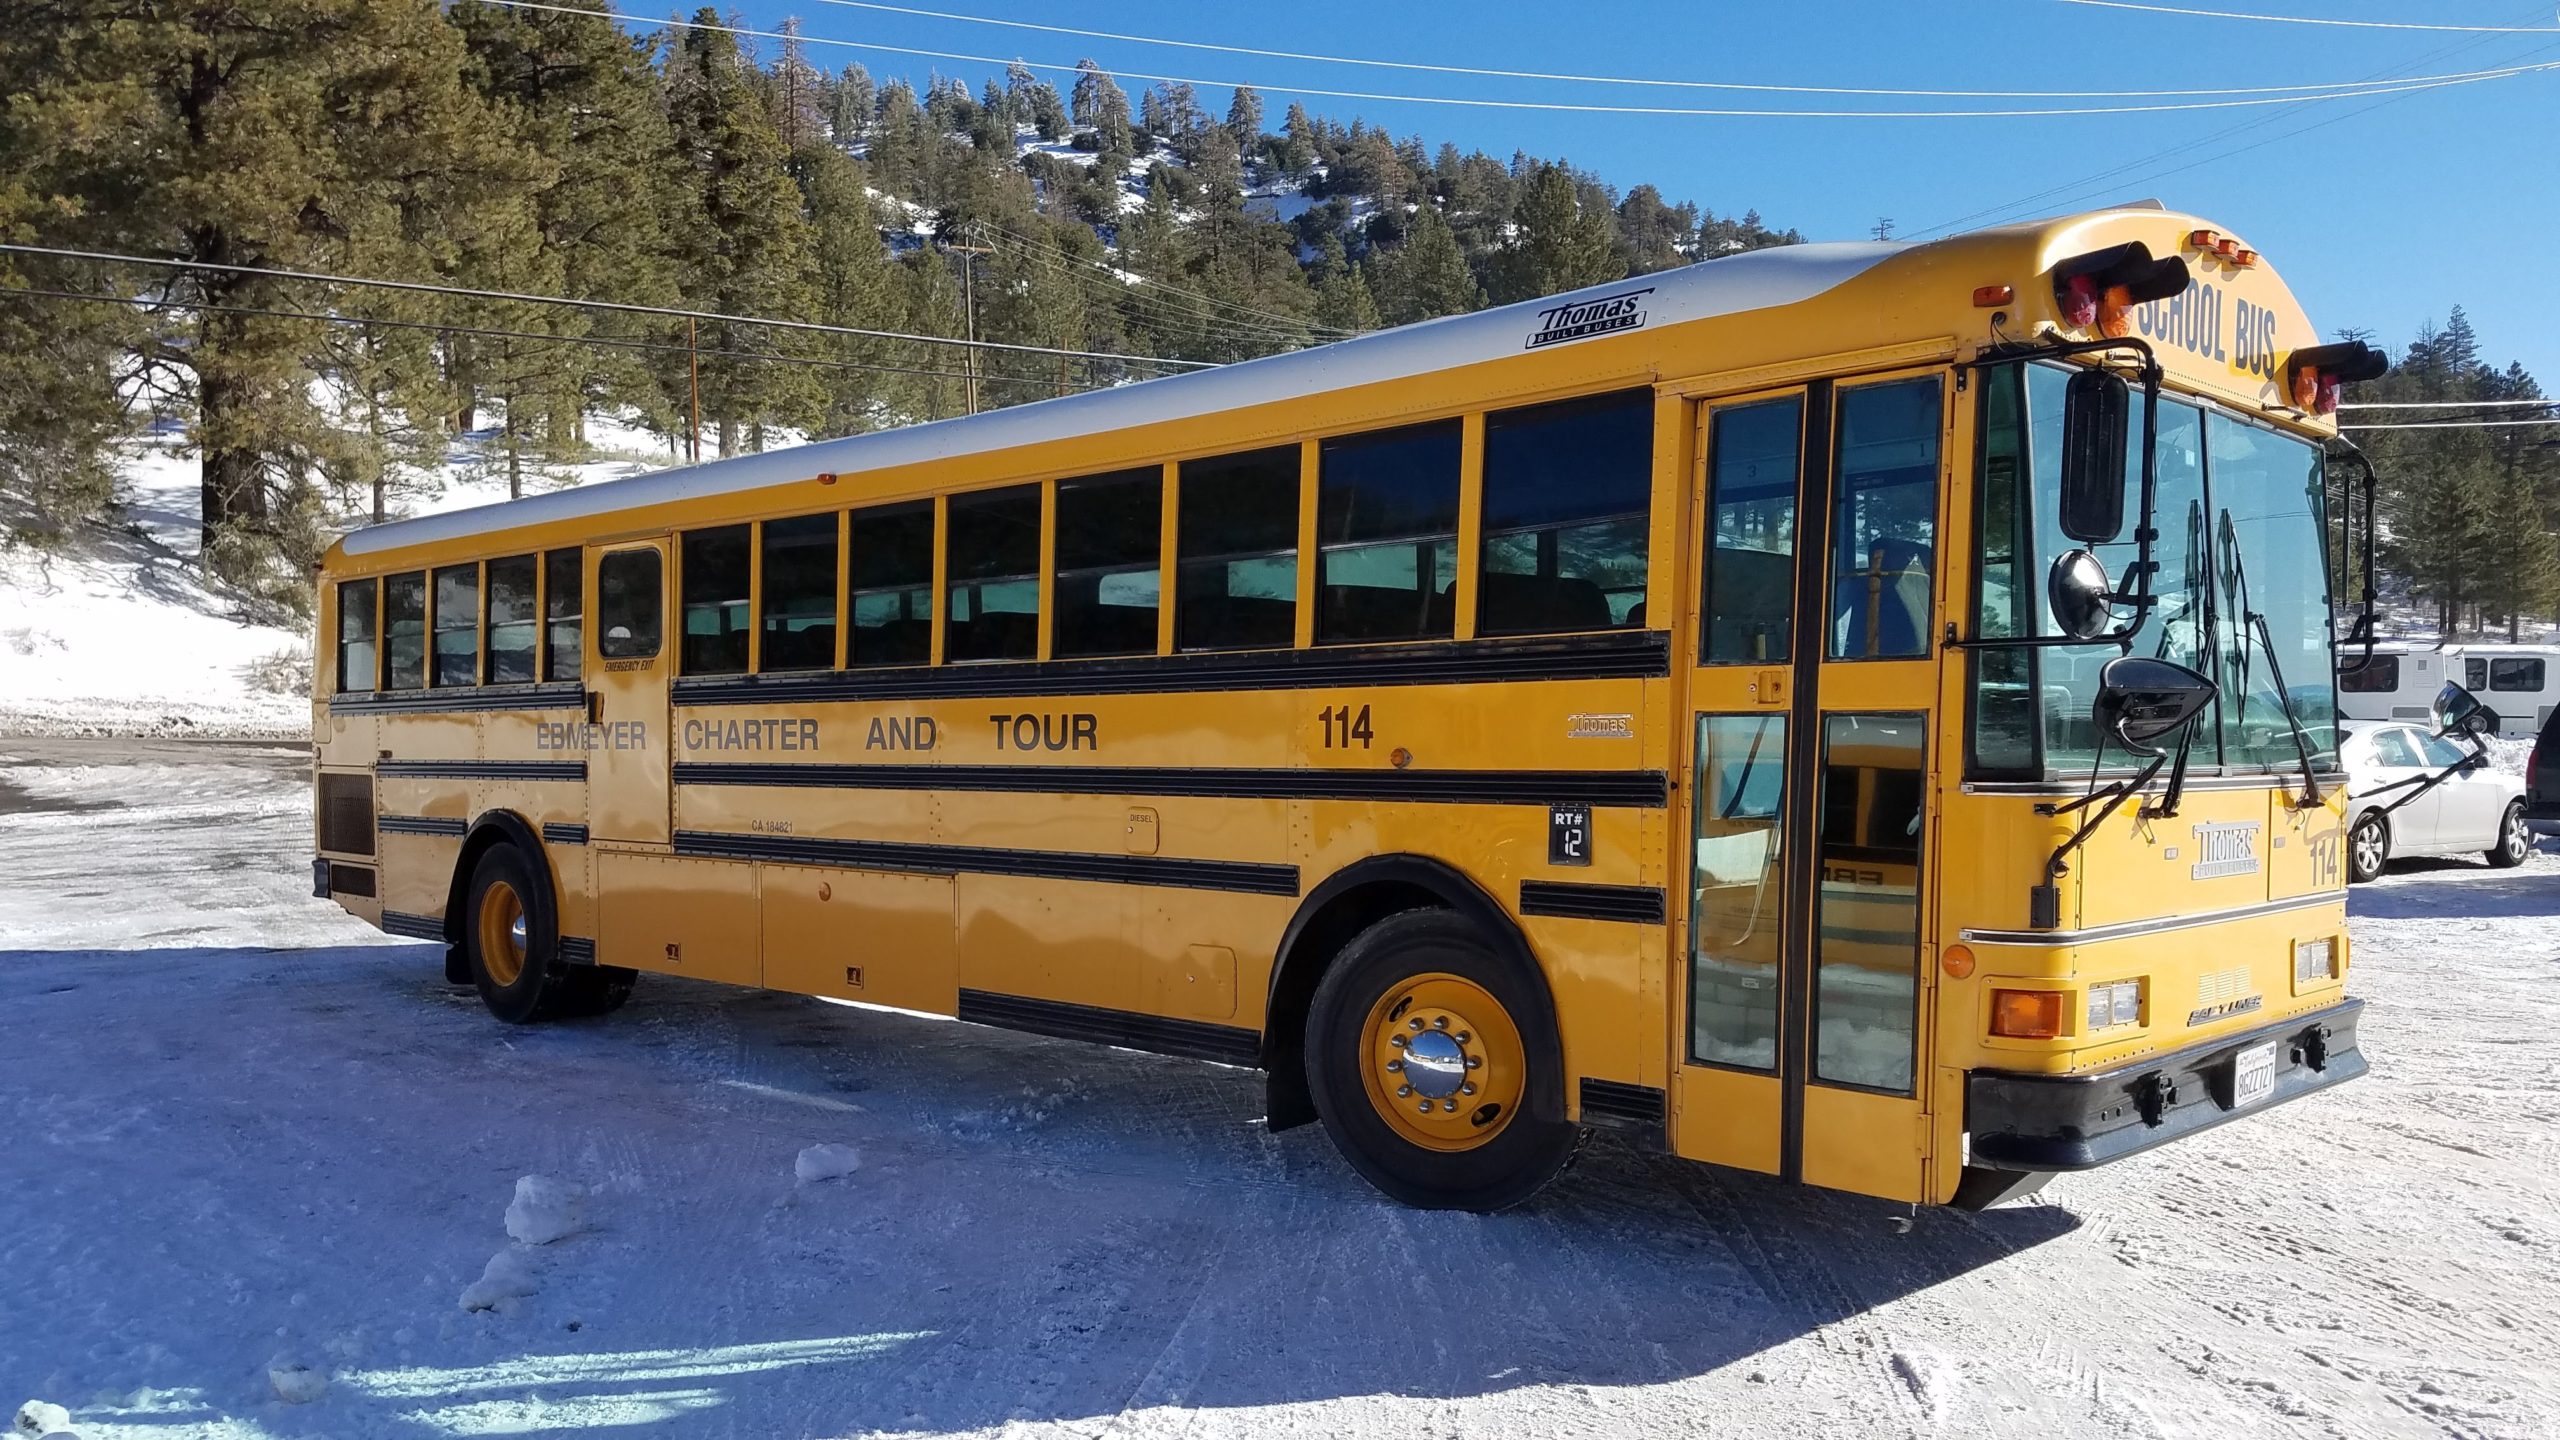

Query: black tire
[2347,811,2389,885]
[463,844,636,1023]
[2486,799,2532,868]
[1304,909,1576,1212]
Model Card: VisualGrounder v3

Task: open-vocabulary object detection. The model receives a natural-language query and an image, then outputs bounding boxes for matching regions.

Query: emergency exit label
[1548,803,1593,867]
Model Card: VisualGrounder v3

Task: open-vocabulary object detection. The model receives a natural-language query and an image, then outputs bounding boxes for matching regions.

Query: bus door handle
[586,690,604,727]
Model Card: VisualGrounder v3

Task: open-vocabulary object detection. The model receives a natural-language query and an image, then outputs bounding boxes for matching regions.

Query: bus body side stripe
[671,763,1666,809]
[668,829,1300,896]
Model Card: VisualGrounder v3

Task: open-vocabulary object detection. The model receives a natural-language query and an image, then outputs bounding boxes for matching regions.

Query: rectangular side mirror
[2059,369,2130,544]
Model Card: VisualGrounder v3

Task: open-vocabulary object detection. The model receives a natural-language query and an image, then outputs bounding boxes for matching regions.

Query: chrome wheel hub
[509,913,528,957]
[1399,1028,1467,1099]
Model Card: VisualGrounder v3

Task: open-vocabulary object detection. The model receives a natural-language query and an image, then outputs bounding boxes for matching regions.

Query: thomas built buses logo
[1525,288,1653,349]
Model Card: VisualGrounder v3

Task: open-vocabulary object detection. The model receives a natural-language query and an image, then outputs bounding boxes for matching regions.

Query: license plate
[2232,1041,2278,1109]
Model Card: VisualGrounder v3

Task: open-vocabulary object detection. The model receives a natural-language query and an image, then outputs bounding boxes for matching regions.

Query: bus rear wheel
[1305,909,1575,1212]
[465,844,634,1024]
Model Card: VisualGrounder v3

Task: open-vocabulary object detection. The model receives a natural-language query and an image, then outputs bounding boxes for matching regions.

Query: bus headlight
[2294,936,2338,988]
[2086,978,2144,1032]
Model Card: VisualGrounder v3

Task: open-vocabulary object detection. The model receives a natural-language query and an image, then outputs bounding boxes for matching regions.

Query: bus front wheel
[1304,909,1575,1212]
[464,844,634,1024]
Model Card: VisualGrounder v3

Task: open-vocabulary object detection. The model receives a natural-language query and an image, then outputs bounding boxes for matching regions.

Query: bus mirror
[2432,681,2489,735]
[2046,548,2115,641]
[2093,656,2215,756]
[2059,368,2130,543]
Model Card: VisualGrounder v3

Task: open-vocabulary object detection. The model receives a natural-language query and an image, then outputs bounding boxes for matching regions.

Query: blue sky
[715,0,2560,383]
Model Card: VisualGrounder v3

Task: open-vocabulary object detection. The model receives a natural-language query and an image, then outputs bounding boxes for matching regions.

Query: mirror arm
[2331,439,2382,676]
[2141,720,2198,820]
[2033,750,2171,928]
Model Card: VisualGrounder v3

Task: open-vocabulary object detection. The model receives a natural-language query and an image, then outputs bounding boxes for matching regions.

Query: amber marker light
[1991,989,2065,1039]
[2098,284,2135,339]
[1973,284,2014,307]
[1942,943,1977,979]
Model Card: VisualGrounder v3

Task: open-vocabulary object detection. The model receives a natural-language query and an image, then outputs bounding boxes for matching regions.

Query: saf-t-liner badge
[1525,287,1653,349]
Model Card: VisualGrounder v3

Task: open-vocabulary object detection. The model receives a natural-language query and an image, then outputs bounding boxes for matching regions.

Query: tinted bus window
[681,525,751,675]
[543,548,582,683]
[1177,446,1299,652]
[484,555,538,684]
[337,579,378,693]
[383,572,426,689]
[598,550,662,659]
[759,514,840,672]
[2336,655,2399,694]
[1054,468,1162,658]
[946,485,1040,662]
[850,501,933,668]
[1704,397,1802,665]
[1828,378,1940,660]
[1316,420,1460,644]
[1480,389,1653,635]
[431,563,480,687]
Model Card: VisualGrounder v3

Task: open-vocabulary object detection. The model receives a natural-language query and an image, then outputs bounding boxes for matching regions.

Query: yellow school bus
[312,204,2374,1211]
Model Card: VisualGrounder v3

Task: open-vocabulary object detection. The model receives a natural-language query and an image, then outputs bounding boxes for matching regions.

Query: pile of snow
[458,1247,543,1314]
[793,1141,863,1183]
[12,1399,76,1438]
[503,1173,591,1245]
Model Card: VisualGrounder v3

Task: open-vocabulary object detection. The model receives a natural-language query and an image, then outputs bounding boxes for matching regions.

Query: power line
[963,221,1354,342]
[967,218,1355,337]
[2049,0,2560,33]
[492,0,2558,119]
[0,282,1071,389]
[809,0,2550,99]
[2339,419,2560,430]
[0,241,1215,370]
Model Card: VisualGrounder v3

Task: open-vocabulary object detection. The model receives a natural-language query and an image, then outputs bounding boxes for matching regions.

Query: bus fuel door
[1126,808,1160,855]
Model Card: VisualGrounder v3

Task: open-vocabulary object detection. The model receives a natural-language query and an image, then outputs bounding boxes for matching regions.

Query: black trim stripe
[382,909,445,941]
[557,936,596,966]
[331,681,584,716]
[379,815,467,837]
[957,989,1261,1067]
[675,762,1666,809]
[1519,880,1666,925]
[671,628,1668,706]
[1579,1077,1668,1148]
[542,822,590,846]
[1778,377,1835,1187]
[378,759,588,782]
[672,829,1299,896]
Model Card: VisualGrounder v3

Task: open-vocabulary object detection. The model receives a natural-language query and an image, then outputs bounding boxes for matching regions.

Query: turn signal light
[1992,989,2066,1039]
[2098,284,2135,339]
[2293,366,2322,410]
[2060,273,2099,329]
[1973,284,2015,307]
[1942,943,1978,979]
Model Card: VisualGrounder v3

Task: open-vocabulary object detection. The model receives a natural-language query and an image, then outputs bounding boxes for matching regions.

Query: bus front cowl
[1963,997,2364,1175]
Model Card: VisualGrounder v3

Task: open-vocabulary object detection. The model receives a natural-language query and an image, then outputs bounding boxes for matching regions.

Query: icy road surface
[2,741,2556,1439]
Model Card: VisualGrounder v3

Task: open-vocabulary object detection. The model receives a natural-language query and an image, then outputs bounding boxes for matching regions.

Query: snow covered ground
[0,418,669,740]
[3,740,2556,1439]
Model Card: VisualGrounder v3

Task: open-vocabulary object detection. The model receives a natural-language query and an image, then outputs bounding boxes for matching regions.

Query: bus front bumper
[1964,998,2365,1174]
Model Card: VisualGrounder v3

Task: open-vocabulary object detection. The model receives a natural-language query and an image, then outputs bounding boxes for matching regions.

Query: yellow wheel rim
[477,880,527,987]
[1358,972,1524,1152]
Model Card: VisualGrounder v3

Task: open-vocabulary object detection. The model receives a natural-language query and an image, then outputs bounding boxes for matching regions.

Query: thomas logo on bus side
[2132,274,2285,383]
[1525,288,1653,350]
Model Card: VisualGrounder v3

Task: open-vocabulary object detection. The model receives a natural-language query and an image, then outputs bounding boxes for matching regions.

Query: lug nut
[1409,1018,1425,1032]
[1397,1084,1412,1098]
[1465,1056,1482,1070]
[1443,1099,1458,1113]
[1417,1100,1434,1114]
[1461,1082,1476,1097]
[1390,1034,1407,1048]
[1432,1016,1448,1029]
[1454,1032,1470,1044]
[1386,1058,1404,1072]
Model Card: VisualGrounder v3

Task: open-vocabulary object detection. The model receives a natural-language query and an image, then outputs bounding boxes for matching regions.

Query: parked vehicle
[2528,705,2560,833]
[2336,642,2560,739]
[2341,717,2530,882]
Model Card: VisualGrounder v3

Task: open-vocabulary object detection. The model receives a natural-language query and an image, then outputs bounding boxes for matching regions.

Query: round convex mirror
[2047,548,2115,641]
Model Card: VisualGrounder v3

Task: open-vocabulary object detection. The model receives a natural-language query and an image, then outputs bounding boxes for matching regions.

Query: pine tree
[1310,237,1381,334]
[830,63,876,144]
[795,144,904,436]
[1493,162,1623,303]
[1226,87,1265,147]
[7,0,530,592]
[1368,205,1482,326]
[663,8,823,456]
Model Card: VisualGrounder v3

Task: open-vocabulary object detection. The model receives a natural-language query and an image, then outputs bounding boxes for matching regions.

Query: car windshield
[1970,362,2337,776]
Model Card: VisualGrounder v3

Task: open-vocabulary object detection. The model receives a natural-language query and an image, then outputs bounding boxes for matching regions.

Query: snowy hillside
[0,416,670,739]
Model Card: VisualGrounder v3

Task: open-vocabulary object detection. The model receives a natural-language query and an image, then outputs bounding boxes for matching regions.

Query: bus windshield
[1971,363,2337,775]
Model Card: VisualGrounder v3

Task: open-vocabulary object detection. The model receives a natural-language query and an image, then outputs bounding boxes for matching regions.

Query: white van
[2336,642,2560,739]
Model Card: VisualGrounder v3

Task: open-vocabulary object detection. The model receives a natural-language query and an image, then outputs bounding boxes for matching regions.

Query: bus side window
[1053,467,1162,659]
[484,555,538,684]
[1479,388,1654,635]
[2336,654,2398,694]
[848,501,933,668]
[337,578,378,693]
[945,485,1040,662]
[431,563,481,687]
[543,547,582,683]
[383,572,426,689]
[680,525,751,675]
[758,513,840,672]
[1703,397,1802,664]
[1177,446,1299,652]
[597,550,663,659]
[2492,657,2543,693]
[1316,419,1461,645]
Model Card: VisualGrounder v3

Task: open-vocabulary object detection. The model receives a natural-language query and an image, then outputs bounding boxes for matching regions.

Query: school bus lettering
[316,205,2365,1215]
[989,713,1098,751]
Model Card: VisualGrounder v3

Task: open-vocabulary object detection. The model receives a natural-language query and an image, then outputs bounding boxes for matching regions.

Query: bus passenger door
[587,539,672,845]
[1674,373,1944,1205]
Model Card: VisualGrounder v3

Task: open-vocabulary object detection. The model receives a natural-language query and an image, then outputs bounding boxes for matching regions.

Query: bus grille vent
[319,773,377,856]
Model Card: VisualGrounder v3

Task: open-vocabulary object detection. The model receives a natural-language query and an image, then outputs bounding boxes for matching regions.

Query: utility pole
[948,241,993,416]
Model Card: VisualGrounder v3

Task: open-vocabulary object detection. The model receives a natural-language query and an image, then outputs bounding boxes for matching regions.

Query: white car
[2341,721,2531,882]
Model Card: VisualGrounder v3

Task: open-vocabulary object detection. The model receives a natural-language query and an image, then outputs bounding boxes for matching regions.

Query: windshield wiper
[2216,509,2325,808]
